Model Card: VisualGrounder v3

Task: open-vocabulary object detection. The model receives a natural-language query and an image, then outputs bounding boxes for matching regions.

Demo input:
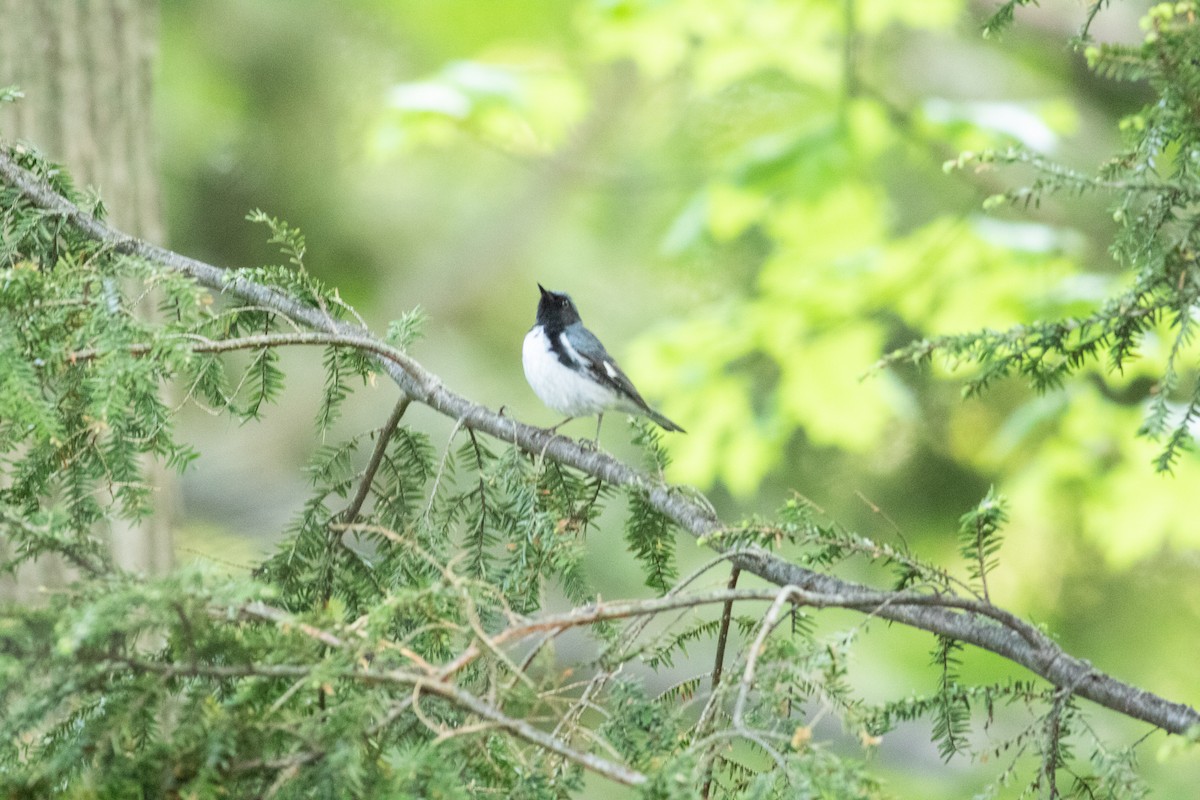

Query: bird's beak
[538,283,550,299]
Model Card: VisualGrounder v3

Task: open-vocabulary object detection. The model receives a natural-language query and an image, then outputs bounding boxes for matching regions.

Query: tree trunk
[0,0,173,601]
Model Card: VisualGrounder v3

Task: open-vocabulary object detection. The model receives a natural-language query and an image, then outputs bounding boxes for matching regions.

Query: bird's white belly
[523,327,618,417]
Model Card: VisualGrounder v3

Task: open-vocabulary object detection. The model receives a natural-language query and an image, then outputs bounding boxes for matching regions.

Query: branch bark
[2,148,1196,738]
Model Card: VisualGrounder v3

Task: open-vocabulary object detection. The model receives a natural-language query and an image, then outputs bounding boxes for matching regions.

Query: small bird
[522,284,685,440]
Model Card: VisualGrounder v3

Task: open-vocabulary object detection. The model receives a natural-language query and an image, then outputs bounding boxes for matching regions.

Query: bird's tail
[646,407,686,434]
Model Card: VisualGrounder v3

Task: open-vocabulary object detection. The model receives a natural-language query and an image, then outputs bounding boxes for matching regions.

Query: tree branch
[2,148,1196,737]
[710,567,740,695]
[340,396,412,524]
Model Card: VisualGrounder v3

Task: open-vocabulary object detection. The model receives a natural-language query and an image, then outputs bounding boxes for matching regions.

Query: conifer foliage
[3,7,1200,798]
[890,3,1200,474]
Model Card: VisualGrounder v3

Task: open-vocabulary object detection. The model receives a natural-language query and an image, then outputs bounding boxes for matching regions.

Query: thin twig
[339,396,412,525]
[701,566,741,800]
[710,567,741,695]
[734,586,799,727]
[975,513,991,604]
[422,417,465,523]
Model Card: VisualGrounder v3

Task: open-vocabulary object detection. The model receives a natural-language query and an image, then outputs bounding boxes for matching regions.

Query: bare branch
[734,586,797,727]
[701,566,741,799]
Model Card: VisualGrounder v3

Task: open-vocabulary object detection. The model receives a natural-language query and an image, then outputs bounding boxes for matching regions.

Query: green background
[150,1,1198,795]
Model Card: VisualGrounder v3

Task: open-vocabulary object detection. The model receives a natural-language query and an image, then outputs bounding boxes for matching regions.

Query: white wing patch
[557,332,590,369]
[603,360,619,379]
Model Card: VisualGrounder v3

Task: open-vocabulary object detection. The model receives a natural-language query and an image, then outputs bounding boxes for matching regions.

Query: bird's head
[536,284,581,329]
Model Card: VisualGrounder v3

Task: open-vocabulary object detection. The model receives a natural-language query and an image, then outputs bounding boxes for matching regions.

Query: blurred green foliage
[142,0,1200,795]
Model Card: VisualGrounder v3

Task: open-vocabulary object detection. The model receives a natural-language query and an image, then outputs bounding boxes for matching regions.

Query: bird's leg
[573,414,603,451]
[547,417,574,434]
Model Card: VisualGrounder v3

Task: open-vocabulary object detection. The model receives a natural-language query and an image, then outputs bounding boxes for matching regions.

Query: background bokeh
[117,0,1200,795]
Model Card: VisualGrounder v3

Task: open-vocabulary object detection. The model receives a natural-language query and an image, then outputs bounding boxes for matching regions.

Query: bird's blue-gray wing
[560,323,653,411]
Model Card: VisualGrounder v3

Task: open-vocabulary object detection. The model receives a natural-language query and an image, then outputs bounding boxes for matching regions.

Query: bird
[522,283,685,440]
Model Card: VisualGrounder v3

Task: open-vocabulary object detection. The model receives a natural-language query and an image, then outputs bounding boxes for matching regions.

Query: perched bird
[522,284,685,440]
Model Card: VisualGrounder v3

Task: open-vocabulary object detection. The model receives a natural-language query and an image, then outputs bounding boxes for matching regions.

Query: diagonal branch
[340,396,412,525]
[2,149,1197,738]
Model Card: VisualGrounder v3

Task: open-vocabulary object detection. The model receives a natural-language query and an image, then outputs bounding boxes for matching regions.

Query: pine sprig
[316,345,355,434]
[385,305,428,350]
[644,618,724,669]
[619,421,681,593]
[455,432,500,579]
[910,7,1200,472]
[1086,42,1156,82]
[957,489,1008,602]
[981,0,1040,39]
[931,636,971,762]
[247,208,307,269]
[625,488,678,593]
[876,286,1169,398]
